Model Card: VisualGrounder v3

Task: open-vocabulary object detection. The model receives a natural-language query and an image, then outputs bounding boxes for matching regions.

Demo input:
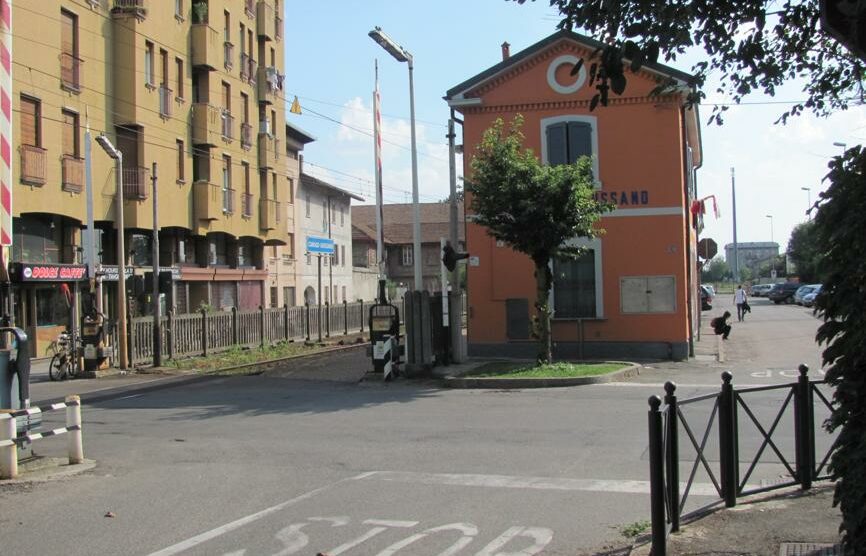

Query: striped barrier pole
[0,397,84,479]
[0,410,15,479]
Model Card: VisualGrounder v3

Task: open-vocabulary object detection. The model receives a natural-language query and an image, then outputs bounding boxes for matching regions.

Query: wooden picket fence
[129,300,385,366]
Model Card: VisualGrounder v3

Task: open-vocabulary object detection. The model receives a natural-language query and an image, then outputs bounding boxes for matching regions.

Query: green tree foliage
[787,221,823,283]
[468,116,613,363]
[514,0,863,124]
[700,257,730,283]
[814,147,866,552]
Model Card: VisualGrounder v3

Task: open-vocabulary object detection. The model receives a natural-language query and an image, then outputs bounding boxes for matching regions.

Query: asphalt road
[0,298,833,556]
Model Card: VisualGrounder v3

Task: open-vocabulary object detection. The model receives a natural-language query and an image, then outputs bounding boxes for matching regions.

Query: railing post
[718,371,738,507]
[343,300,348,336]
[794,363,814,490]
[259,305,265,348]
[360,299,364,333]
[305,303,311,342]
[648,395,666,556]
[284,304,290,341]
[201,308,208,357]
[66,395,84,464]
[664,381,680,533]
[0,413,17,479]
[167,310,175,360]
[231,307,239,346]
[324,301,330,338]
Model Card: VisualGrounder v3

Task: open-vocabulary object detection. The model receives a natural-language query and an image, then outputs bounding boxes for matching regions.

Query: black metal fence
[647,365,837,555]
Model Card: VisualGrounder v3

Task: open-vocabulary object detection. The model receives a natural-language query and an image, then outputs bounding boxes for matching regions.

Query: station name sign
[306,236,335,254]
[592,189,650,206]
[12,263,88,282]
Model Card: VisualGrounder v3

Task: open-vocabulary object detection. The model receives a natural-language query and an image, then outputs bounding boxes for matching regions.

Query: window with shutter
[553,250,597,318]
[20,96,39,147]
[546,122,568,166]
[61,110,79,157]
[542,116,599,184]
[567,122,592,162]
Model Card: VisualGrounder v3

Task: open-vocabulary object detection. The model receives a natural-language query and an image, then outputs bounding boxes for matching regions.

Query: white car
[750,284,774,297]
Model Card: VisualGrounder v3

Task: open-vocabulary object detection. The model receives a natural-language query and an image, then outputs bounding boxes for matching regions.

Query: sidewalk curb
[441,363,641,389]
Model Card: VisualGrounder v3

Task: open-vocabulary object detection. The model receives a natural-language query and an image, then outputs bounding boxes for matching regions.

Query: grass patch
[168,341,322,374]
[471,361,630,378]
[620,519,651,538]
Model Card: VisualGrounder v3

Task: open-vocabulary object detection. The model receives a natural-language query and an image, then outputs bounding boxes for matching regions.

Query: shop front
[9,262,88,358]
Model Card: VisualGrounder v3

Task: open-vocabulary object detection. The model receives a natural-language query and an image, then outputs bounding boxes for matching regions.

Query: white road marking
[147,474,370,556]
[326,526,389,555]
[475,526,553,556]
[363,519,420,528]
[374,523,478,556]
[116,394,144,400]
[361,471,719,496]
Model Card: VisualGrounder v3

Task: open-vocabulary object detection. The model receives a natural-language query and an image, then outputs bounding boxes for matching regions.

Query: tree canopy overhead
[515,0,864,124]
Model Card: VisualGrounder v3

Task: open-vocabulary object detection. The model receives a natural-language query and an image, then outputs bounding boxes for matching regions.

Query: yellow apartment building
[9,0,290,356]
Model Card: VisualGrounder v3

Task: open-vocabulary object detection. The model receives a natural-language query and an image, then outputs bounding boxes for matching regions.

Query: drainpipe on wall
[681,105,695,359]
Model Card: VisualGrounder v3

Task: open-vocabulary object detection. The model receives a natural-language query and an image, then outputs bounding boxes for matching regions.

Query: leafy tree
[787,221,823,283]
[467,116,613,363]
[700,257,730,283]
[514,0,863,124]
[814,148,866,551]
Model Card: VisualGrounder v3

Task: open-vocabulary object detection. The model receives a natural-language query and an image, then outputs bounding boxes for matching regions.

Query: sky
[285,0,865,255]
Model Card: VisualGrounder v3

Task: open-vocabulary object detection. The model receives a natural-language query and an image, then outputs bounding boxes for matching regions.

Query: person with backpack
[734,285,749,322]
[711,311,732,340]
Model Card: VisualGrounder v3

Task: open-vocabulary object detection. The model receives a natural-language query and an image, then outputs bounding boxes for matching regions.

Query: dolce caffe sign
[12,263,88,282]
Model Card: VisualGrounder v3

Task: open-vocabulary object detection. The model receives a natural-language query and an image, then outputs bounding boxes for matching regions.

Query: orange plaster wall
[460,38,694,347]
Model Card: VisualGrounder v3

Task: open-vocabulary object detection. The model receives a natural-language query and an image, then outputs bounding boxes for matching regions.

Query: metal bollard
[66,395,84,464]
[0,412,17,479]
[664,381,680,533]
[794,364,814,490]
[648,395,666,556]
[718,371,738,507]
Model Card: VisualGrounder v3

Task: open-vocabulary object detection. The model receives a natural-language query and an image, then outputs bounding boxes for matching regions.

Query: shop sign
[99,266,181,281]
[13,263,88,282]
[593,190,650,206]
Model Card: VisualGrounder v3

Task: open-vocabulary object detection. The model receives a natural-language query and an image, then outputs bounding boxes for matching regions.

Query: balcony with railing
[60,52,83,92]
[111,0,147,19]
[20,145,46,186]
[257,66,283,104]
[259,198,278,231]
[221,111,234,141]
[242,192,254,218]
[258,133,280,169]
[122,166,149,200]
[224,41,234,71]
[61,155,84,193]
[191,103,223,146]
[248,57,258,85]
[191,24,220,70]
[194,181,222,221]
[239,52,251,82]
[241,122,253,149]
[222,187,236,215]
[257,1,274,41]
[159,85,173,118]
[244,0,255,18]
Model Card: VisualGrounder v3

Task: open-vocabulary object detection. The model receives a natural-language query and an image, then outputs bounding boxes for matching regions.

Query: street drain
[779,542,839,555]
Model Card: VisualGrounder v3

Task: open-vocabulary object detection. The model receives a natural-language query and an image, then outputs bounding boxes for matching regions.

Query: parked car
[700,285,713,311]
[802,285,823,308]
[768,282,802,304]
[750,284,774,297]
[793,284,821,305]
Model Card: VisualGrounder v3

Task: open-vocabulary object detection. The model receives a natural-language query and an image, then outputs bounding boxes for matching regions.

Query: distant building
[724,242,779,278]
[352,203,465,296]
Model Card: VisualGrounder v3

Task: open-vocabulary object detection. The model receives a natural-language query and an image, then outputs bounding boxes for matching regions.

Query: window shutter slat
[546,122,568,166]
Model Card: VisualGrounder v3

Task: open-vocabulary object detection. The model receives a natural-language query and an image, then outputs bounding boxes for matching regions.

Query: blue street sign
[306,236,335,254]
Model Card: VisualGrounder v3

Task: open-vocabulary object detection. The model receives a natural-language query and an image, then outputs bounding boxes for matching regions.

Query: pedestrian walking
[711,311,732,340]
[734,285,748,322]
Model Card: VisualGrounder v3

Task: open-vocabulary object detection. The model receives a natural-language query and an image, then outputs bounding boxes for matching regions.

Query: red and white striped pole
[0,0,12,322]
[373,59,386,299]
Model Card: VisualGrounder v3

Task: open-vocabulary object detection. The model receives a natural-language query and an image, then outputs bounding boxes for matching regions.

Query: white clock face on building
[547,55,587,94]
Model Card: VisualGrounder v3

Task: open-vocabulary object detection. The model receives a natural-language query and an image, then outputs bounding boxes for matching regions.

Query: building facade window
[222,155,231,212]
[305,193,311,217]
[401,245,413,267]
[176,140,185,182]
[61,109,80,157]
[286,233,294,258]
[541,115,600,185]
[284,286,295,307]
[287,177,294,204]
[60,9,80,92]
[12,216,61,263]
[175,57,184,99]
[20,96,41,147]
[341,245,346,267]
[145,41,155,87]
[175,0,184,19]
[552,251,596,318]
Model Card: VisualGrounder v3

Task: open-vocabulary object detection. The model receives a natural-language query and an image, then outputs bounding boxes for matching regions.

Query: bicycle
[48,330,80,381]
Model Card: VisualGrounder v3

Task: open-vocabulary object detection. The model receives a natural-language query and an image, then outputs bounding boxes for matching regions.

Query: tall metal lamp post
[95,135,129,371]
[368,26,422,291]
[801,187,811,218]
[766,214,774,244]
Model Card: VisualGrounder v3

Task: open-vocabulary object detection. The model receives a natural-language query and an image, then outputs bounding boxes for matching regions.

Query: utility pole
[151,162,161,367]
[731,167,739,283]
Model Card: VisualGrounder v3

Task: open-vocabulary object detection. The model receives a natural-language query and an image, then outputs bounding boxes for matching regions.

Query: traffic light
[442,242,469,272]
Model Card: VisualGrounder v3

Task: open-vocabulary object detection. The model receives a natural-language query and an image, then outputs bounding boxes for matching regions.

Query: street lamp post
[833,141,847,150]
[95,135,129,371]
[801,187,811,218]
[368,26,422,291]
[766,214,774,245]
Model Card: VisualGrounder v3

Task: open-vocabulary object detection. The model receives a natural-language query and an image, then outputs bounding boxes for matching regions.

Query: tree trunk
[534,260,552,364]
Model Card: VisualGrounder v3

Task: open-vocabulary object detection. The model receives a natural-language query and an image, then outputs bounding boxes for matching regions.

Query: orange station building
[445,30,703,361]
